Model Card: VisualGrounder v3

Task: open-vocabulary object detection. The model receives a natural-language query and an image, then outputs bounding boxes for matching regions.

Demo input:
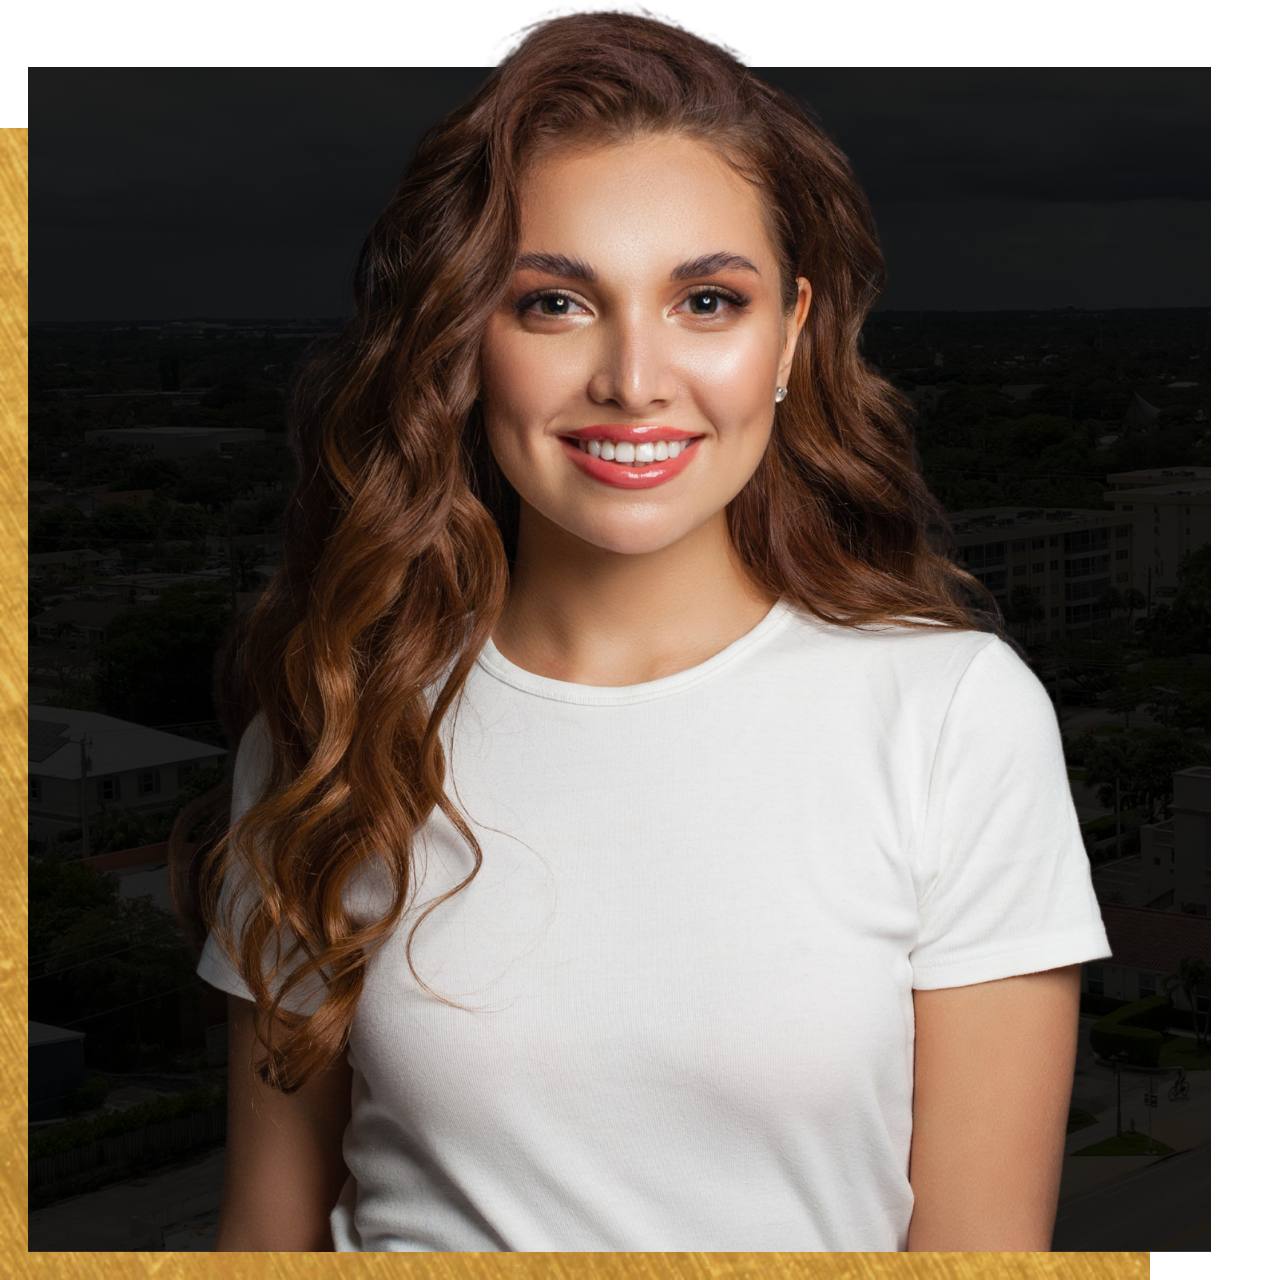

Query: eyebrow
[511,250,760,283]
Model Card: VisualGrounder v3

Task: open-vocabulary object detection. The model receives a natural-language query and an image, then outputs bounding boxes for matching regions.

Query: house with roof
[31,597,134,646]
[1085,902,1209,1019]
[29,708,226,856]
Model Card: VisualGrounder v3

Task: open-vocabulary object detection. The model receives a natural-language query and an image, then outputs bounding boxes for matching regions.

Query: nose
[586,309,679,414]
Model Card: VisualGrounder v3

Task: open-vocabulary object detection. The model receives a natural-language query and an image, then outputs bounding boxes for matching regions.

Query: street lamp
[1112,1050,1130,1138]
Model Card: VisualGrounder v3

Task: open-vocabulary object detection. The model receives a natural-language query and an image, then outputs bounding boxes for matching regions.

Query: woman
[197,12,1110,1251]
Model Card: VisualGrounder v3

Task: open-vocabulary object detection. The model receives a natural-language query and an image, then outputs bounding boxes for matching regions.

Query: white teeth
[577,438,690,463]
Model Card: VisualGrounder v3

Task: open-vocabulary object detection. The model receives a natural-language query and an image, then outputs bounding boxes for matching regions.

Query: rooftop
[29,707,226,780]
[84,426,265,439]
[949,507,1125,534]
[1106,467,1210,486]
[1107,483,1210,502]
[1098,903,1210,973]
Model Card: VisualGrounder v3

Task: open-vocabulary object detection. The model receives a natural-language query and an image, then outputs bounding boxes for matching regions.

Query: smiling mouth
[570,437,693,464]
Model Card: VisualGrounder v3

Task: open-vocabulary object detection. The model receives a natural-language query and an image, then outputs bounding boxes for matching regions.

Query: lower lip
[561,438,702,489]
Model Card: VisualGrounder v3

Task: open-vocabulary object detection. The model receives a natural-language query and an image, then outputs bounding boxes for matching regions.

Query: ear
[776,277,813,391]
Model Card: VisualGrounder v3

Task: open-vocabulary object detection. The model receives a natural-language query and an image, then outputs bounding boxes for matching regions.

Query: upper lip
[561,425,704,443]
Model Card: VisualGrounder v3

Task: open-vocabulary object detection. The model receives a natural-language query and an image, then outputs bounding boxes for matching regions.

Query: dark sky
[30,67,1208,320]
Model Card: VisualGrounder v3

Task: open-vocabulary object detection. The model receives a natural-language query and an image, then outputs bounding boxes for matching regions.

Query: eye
[676,287,748,317]
[516,291,588,318]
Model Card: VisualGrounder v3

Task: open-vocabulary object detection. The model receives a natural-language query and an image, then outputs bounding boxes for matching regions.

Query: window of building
[975,569,1006,591]
[1117,572,1129,582]
[1152,856,1161,866]
[1031,561,1044,573]
[1138,972,1159,999]
[1050,629,1059,638]
[179,763,198,785]
[138,769,158,795]
[1050,583,1058,595]
[1085,965,1104,995]
[1049,559,1058,570]
[1116,549,1128,560]
[1185,506,1191,515]
[1050,607,1059,617]
[1065,601,1110,623]
[1116,524,1131,537]
[29,777,41,802]
[1049,536,1058,546]
[99,777,119,803]
[1064,528,1110,554]
[1013,564,1026,576]
[1031,538,1045,549]
[1012,540,1026,552]
[960,541,1007,569]
[1064,553,1111,578]
[1122,504,1134,511]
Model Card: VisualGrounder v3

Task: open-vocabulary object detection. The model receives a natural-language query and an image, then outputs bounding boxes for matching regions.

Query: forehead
[516,133,778,277]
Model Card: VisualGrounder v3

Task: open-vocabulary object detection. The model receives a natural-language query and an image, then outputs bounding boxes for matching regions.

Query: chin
[571,509,706,558]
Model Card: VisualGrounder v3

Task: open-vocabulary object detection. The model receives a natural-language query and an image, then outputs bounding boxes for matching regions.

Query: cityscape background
[27,68,1210,1252]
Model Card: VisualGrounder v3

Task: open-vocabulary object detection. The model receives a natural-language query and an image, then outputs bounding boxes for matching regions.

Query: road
[1052,1143,1210,1250]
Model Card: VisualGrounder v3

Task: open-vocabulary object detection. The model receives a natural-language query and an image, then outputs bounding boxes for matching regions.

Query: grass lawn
[1160,1037,1211,1070]
[1067,1106,1098,1134]
[1073,1131,1176,1157]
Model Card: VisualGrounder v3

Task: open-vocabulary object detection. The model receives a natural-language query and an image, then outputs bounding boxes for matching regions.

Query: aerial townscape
[28,306,1210,1249]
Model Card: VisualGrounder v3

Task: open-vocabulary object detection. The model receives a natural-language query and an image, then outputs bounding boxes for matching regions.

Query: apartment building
[948,507,1134,642]
[1139,766,1211,917]
[1106,467,1210,602]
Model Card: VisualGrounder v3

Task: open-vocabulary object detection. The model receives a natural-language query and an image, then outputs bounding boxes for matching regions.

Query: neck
[491,503,776,686]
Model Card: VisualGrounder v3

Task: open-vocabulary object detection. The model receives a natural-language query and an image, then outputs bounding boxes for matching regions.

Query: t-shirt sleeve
[909,636,1111,990]
[195,714,327,1013]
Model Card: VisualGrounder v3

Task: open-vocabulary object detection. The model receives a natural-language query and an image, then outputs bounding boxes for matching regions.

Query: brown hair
[203,11,1004,1090]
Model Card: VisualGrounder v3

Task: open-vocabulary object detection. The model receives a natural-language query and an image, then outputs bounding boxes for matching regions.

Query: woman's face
[481,132,811,557]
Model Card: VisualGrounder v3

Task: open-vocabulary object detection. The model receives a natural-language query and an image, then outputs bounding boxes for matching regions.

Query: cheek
[681,329,781,420]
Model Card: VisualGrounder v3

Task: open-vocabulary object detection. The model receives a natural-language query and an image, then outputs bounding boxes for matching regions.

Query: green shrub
[30,1083,227,1160]
[1088,995,1172,1068]
[1081,993,1127,1017]
[64,1075,110,1115]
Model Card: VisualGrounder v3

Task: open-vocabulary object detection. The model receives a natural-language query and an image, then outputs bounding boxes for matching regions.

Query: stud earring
[775,386,788,403]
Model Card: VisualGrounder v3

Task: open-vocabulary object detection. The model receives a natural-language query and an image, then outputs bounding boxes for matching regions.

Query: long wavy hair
[200,11,1004,1090]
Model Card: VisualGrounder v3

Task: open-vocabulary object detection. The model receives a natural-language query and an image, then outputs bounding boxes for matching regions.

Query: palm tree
[1003,585,1045,646]
[1162,958,1210,1053]
[1121,587,1147,630]
[1081,733,1137,859]
[1103,678,1142,730]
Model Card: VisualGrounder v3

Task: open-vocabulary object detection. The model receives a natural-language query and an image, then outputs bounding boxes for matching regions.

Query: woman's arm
[906,964,1080,1251]
[215,994,354,1250]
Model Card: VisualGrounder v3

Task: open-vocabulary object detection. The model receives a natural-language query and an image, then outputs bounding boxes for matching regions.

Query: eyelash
[513,285,751,317]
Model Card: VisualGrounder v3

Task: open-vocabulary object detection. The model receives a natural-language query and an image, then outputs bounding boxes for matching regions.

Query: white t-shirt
[198,601,1110,1251]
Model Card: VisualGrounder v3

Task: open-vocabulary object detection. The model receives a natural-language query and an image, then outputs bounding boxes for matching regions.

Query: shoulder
[773,604,1006,688]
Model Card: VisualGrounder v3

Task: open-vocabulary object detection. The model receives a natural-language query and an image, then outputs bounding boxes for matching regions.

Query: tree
[94,582,232,724]
[1128,727,1210,822]
[1162,958,1210,1053]
[29,857,197,1068]
[1002,584,1045,645]
[1120,587,1147,630]
[1081,734,1138,858]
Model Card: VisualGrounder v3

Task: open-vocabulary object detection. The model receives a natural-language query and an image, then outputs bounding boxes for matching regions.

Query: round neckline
[475,600,797,706]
